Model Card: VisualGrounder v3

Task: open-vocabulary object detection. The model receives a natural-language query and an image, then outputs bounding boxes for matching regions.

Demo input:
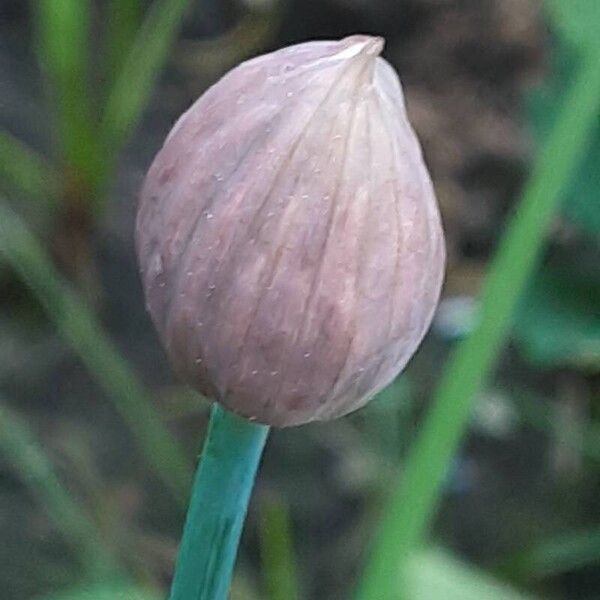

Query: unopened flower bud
[136,35,445,427]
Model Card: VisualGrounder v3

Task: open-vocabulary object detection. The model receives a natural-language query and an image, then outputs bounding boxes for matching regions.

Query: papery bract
[136,35,445,426]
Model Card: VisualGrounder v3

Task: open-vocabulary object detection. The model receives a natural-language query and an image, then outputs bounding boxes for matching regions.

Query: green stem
[169,404,270,600]
[356,45,600,600]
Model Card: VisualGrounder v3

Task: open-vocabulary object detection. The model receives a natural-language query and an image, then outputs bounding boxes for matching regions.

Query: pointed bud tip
[337,35,385,60]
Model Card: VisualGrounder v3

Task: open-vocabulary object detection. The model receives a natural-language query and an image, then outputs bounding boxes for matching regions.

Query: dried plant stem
[169,404,269,600]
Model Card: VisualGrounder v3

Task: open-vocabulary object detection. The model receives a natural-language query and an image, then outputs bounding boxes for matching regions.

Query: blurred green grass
[356,4,600,597]
[0,203,192,504]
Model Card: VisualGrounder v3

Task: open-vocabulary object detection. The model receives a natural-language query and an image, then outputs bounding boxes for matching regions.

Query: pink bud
[136,35,445,427]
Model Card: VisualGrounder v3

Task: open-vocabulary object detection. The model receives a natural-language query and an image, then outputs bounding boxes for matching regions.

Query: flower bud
[136,35,445,427]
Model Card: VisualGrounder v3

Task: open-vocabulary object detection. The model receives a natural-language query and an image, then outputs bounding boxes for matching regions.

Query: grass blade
[0,399,118,579]
[0,202,192,504]
[259,494,300,600]
[105,0,143,82]
[356,45,600,600]
[101,0,192,153]
[33,0,104,197]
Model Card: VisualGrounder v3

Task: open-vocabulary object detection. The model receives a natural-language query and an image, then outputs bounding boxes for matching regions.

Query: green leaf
[528,42,600,236]
[41,582,160,600]
[259,494,300,600]
[515,265,600,371]
[408,548,537,600]
[101,0,192,154]
[105,0,143,83]
[545,0,600,50]
[33,0,105,197]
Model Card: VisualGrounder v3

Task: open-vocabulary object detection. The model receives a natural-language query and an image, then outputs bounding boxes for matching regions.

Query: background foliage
[0,1,598,599]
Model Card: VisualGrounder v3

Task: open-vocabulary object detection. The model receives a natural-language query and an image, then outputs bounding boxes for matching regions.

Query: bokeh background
[1,1,599,599]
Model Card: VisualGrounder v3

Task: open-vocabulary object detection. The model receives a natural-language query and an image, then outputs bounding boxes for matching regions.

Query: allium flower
[136,35,445,426]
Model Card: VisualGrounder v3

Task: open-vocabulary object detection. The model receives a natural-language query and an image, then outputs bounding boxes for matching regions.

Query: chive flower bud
[136,35,445,426]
